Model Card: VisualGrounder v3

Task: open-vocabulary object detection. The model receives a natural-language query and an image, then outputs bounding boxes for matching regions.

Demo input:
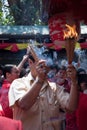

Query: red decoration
[0,44,11,49]
[10,44,19,52]
[48,0,87,23]
[48,13,80,45]
[49,14,66,41]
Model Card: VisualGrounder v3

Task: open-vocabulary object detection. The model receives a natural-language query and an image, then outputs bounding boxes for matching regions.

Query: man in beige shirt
[9,54,79,130]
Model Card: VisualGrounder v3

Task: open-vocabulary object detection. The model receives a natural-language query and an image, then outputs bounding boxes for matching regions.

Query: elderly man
[9,53,79,130]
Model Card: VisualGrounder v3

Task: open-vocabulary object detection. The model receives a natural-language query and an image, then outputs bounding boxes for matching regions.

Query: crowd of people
[0,49,87,130]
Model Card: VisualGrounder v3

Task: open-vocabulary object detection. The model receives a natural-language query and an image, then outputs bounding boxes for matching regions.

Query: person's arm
[65,64,79,112]
[17,55,28,72]
[17,60,48,110]
[17,77,44,110]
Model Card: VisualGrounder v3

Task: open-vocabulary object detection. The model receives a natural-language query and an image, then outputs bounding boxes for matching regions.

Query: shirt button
[37,96,40,99]
[41,97,44,101]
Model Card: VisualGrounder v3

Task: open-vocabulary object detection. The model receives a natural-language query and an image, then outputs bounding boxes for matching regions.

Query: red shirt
[0,80,13,118]
[65,79,78,130]
[65,111,78,130]
[76,93,87,130]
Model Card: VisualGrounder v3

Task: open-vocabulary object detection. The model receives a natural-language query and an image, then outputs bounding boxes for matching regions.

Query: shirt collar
[27,72,49,91]
[28,72,34,81]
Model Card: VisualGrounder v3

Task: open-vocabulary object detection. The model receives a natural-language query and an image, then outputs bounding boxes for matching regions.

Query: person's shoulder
[11,76,27,87]
[14,76,28,82]
[48,81,65,93]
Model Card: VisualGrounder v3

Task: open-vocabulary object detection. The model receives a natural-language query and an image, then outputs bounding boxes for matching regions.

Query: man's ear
[6,72,11,78]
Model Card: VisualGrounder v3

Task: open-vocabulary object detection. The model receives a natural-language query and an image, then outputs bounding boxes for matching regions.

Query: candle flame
[63,24,78,39]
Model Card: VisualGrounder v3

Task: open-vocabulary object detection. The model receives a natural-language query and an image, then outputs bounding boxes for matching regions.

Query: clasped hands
[36,60,49,82]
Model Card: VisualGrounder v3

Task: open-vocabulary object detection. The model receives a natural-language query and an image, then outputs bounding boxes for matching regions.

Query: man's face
[56,69,66,79]
[80,82,87,91]
[10,66,20,81]
[28,58,37,76]
[28,58,36,68]
[6,66,20,82]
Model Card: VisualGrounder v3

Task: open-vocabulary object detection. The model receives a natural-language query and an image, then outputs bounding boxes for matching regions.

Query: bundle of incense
[27,45,39,62]
[27,45,53,73]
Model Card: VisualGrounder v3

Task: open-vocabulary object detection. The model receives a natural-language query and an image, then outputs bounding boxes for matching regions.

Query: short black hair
[77,67,86,75]
[0,64,4,71]
[3,64,15,78]
[78,74,87,85]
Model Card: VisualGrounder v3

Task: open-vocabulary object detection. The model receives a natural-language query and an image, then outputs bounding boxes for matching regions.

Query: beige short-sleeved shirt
[9,73,69,130]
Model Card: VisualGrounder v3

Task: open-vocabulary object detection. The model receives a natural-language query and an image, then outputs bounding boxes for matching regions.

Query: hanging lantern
[48,12,80,46]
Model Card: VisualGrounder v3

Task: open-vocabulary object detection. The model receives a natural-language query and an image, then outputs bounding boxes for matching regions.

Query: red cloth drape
[0,44,11,49]
[0,43,19,52]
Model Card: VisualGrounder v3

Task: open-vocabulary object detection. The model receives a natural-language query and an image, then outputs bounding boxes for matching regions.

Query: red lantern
[48,12,80,45]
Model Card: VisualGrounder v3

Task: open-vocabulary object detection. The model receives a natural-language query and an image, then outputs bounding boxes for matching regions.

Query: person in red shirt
[76,93,87,130]
[0,55,28,118]
[76,74,87,130]
[0,64,20,118]
[55,66,78,130]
